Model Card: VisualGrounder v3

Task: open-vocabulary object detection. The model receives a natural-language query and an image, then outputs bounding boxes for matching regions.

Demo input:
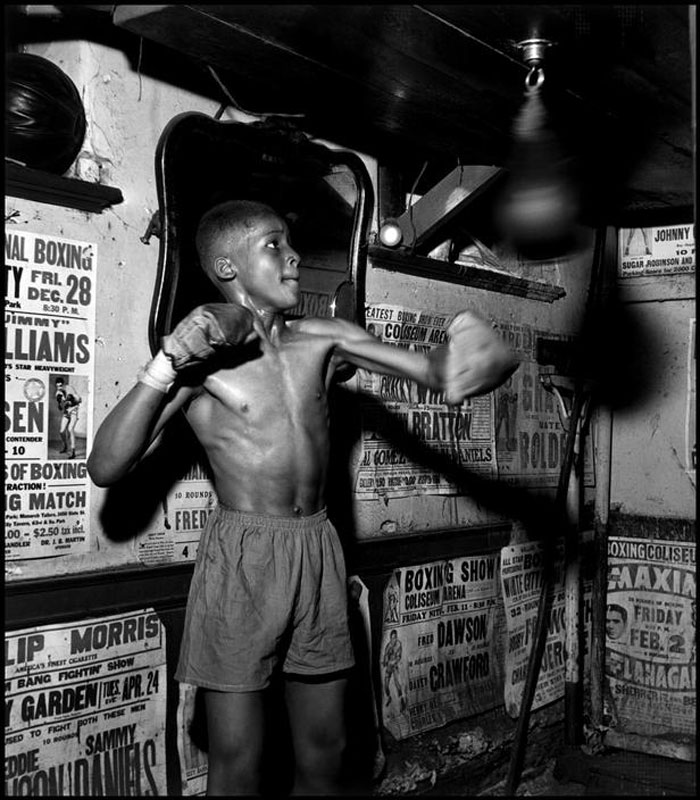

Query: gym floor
[417,748,697,796]
[521,748,696,797]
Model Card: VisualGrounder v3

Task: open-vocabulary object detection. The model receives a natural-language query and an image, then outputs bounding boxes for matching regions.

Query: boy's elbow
[86,461,110,488]
[87,453,121,487]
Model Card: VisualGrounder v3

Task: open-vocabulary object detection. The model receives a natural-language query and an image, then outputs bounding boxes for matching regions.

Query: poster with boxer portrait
[605,535,696,737]
[618,224,695,277]
[5,228,96,561]
[380,554,505,739]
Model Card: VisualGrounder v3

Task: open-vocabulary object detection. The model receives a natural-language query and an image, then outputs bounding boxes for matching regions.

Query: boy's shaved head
[196,200,280,280]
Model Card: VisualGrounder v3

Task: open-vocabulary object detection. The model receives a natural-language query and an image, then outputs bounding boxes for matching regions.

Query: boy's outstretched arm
[87,303,257,487]
[328,311,519,402]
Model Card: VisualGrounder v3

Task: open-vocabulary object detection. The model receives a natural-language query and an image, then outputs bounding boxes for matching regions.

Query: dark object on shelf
[6,53,87,175]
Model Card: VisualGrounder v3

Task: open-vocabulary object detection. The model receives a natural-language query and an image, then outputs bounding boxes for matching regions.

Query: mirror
[148,113,373,354]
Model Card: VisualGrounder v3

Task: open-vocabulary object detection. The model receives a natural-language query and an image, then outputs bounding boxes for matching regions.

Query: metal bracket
[140,211,162,245]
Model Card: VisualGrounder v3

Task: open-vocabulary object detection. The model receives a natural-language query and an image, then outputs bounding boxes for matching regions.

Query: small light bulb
[378,220,403,248]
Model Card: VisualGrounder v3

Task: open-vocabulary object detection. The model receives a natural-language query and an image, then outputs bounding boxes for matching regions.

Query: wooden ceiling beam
[391,165,503,249]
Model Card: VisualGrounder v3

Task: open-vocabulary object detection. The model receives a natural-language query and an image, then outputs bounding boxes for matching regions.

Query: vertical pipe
[564,415,582,744]
[588,224,615,731]
[505,388,583,795]
[590,404,613,728]
[562,224,607,744]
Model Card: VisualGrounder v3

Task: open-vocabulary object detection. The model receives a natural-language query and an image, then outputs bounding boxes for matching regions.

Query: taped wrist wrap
[138,350,177,393]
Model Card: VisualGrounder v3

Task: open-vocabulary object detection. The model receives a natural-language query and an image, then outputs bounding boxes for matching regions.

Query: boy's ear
[213,257,237,281]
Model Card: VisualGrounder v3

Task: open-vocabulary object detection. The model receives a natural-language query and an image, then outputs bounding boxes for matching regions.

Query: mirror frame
[149,112,374,355]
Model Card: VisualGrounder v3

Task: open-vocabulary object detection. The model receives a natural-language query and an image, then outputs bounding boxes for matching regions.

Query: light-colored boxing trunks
[175,504,355,691]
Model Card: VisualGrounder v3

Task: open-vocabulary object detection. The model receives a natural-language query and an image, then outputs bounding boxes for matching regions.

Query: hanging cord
[407,160,429,253]
[414,5,524,68]
[205,64,306,120]
[504,226,607,795]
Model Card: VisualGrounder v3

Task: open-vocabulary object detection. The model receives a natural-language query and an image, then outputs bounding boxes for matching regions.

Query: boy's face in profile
[231,212,301,313]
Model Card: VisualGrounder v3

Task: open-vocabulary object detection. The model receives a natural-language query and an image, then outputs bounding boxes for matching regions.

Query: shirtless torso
[183,318,339,516]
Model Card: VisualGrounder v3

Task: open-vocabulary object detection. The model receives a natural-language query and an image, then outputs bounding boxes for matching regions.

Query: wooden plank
[393,165,503,248]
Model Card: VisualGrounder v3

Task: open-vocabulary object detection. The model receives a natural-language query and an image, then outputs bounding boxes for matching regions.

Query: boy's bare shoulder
[288,315,359,338]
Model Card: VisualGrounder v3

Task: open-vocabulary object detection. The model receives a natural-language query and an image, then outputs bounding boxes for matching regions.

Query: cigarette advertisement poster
[618,224,695,277]
[494,322,594,488]
[380,554,504,739]
[5,229,96,561]
[500,540,593,718]
[5,609,168,796]
[176,683,207,796]
[606,536,696,737]
[137,460,216,566]
[356,304,496,498]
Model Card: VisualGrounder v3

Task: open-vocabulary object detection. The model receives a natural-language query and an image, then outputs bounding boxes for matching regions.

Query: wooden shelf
[5,563,194,629]
[369,245,566,302]
[5,162,123,213]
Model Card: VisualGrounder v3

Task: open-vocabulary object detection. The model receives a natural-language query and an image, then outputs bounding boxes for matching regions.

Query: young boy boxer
[88,199,518,795]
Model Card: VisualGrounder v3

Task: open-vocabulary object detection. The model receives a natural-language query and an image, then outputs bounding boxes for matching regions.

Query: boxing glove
[162,303,257,369]
[430,311,519,403]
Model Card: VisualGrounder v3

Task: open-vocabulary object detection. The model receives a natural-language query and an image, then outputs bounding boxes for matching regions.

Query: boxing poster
[380,554,504,739]
[493,322,595,488]
[618,224,695,277]
[605,536,696,737]
[355,303,497,498]
[500,540,593,718]
[686,318,696,477]
[5,229,96,562]
[136,459,216,566]
[5,609,168,796]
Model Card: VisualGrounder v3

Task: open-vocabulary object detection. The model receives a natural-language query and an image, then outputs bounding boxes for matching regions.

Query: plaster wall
[7,37,235,579]
[610,287,695,518]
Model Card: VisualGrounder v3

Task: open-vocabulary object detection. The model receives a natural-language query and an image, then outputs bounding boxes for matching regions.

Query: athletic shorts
[175,504,355,691]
